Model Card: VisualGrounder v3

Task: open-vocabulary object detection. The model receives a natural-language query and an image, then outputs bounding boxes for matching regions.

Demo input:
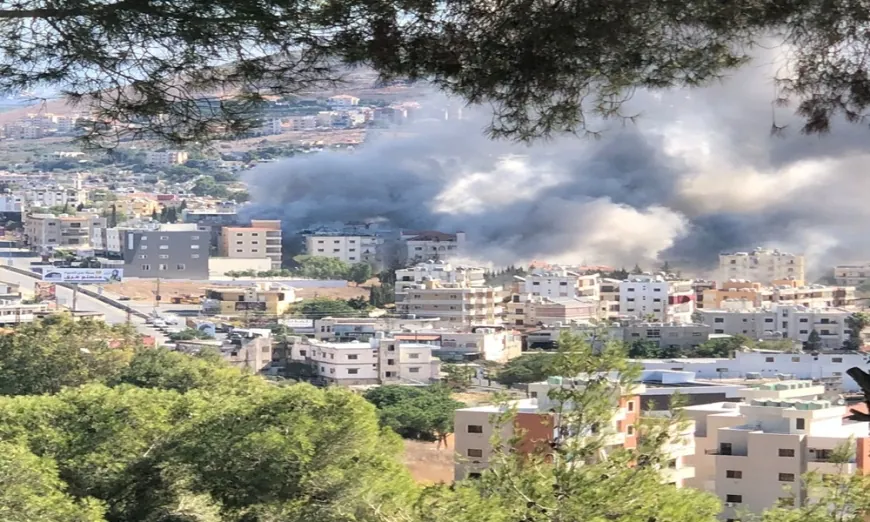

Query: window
[626,425,635,435]
[796,418,805,430]
[791,356,800,362]
[766,357,775,363]
[236,249,243,253]
[627,401,635,412]
[833,357,843,363]
[139,254,148,259]
[778,497,794,507]
[714,318,724,323]
[191,254,200,259]
[409,353,420,359]
[160,235,168,240]
[347,368,359,375]
[719,443,733,455]
[191,245,200,249]
[409,367,420,373]
[140,245,148,250]
[726,495,742,504]
[159,264,168,271]
[252,241,259,245]
[468,472,482,479]
[778,448,795,457]
[715,329,725,334]
[191,235,199,240]
[726,470,742,479]
[176,264,185,270]
[779,473,795,482]
[236,241,243,245]
[159,254,169,259]
[159,245,169,250]
[141,264,151,270]
[348,354,358,360]
[467,449,483,458]
[799,318,808,323]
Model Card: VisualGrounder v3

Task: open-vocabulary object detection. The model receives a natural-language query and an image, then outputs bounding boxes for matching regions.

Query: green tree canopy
[3,0,867,146]
[0,441,106,522]
[495,352,555,386]
[364,385,464,443]
[347,262,373,286]
[292,255,351,280]
[296,297,363,318]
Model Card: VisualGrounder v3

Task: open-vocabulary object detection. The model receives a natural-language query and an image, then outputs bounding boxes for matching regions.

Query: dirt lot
[403,436,455,484]
[103,279,369,301]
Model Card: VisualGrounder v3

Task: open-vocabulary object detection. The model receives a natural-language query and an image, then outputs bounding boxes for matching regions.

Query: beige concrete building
[683,381,870,520]
[24,212,106,252]
[698,304,853,349]
[703,279,855,310]
[719,248,805,284]
[146,150,188,166]
[395,261,486,300]
[454,377,646,480]
[304,233,382,266]
[220,220,282,269]
[834,263,870,286]
[397,280,502,325]
[599,277,621,318]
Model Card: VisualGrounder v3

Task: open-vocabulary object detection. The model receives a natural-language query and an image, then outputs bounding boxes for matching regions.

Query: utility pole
[71,283,78,316]
[153,277,161,314]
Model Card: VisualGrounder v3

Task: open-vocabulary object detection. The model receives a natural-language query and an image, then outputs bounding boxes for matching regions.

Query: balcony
[705,448,748,457]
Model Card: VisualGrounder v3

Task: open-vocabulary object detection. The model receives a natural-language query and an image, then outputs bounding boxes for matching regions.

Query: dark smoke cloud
[244,53,870,276]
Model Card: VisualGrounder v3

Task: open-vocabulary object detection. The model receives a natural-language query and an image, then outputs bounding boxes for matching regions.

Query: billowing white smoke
[244,52,870,276]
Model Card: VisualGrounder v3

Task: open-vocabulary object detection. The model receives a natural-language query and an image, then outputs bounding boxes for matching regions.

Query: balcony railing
[705,449,747,456]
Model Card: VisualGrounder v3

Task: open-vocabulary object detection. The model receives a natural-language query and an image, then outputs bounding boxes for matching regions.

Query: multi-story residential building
[146,150,189,166]
[833,262,870,286]
[310,316,439,341]
[697,304,852,349]
[619,274,695,323]
[693,280,717,310]
[454,376,647,480]
[177,329,274,373]
[0,193,23,214]
[398,280,502,325]
[517,296,599,327]
[24,212,106,251]
[719,248,805,284]
[22,183,88,208]
[703,279,855,309]
[516,268,582,298]
[400,230,466,264]
[220,220,282,269]
[118,223,210,279]
[622,322,712,350]
[395,261,486,300]
[291,335,439,385]
[287,115,317,131]
[599,277,621,319]
[304,233,383,266]
[119,196,160,219]
[202,282,296,316]
[683,381,870,519]
[326,94,360,107]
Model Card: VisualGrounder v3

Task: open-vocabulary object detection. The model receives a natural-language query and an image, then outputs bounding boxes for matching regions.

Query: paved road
[0,263,170,345]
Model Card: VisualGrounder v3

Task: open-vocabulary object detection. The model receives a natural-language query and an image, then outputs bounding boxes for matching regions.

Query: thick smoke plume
[244,56,870,276]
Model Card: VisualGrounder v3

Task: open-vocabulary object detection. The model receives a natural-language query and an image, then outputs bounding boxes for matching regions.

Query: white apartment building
[400,230,466,264]
[395,261,486,299]
[287,115,317,131]
[834,263,870,286]
[619,274,695,323]
[720,248,805,284]
[636,351,870,393]
[326,94,360,107]
[25,213,106,251]
[398,280,502,325]
[683,381,870,519]
[304,234,382,266]
[0,194,23,212]
[292,335,439,385]
[698,304,852,349]
[146,150,189,166]
[22,185,88,208]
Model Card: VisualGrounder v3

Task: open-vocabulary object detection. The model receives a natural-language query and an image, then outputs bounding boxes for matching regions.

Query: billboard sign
[41,268,123,284]
[34,282,56,302]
